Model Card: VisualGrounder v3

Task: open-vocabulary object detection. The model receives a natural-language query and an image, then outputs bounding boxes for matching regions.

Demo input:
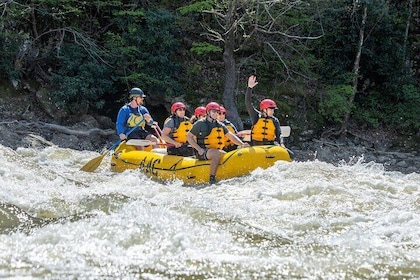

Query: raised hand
[248,75,258,89]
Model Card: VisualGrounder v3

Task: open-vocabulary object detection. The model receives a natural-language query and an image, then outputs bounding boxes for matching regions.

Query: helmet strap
[262,109,267,116]
[207,113,217,122]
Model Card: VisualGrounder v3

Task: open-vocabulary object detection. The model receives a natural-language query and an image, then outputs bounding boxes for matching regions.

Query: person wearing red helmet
[187,101,249,184]
[190,106,207,124]
[217,106,240,152]
[245,75,285,147]
[116,87,159,148]
[160,102,194,156]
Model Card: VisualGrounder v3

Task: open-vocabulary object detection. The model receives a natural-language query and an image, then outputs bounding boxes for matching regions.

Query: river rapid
[0,144,419,279]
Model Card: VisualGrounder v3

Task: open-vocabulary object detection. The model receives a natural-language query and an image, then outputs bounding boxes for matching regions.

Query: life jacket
[197,121,225,149]
[251,117,276,142]
[223,121,236,148]
[127,107,145,128]
[165,116,192,144]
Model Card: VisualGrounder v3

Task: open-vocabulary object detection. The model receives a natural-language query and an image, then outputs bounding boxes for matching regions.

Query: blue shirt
[116,104,150,135]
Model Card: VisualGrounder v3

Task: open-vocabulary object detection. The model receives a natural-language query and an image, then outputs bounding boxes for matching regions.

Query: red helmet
[260,99,277,110]
[194,106,206,117]
[219,106,226,113]
[206,102,220,113]
[171,102,186,114]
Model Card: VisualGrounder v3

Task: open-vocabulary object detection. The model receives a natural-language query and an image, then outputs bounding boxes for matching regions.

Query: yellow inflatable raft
[111,141,291,184]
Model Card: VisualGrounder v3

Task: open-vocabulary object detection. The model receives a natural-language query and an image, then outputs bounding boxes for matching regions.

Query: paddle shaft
[109,119,146,150]
[80,119,145,172]
[126,139,175,147]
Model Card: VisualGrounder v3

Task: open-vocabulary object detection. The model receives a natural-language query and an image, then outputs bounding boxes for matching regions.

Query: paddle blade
[80,150,109,172]
[281,126,291,137]
[126,139,154,146]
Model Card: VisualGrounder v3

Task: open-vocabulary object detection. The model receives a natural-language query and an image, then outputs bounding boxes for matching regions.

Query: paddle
[151,124,167,146]
[126,139,177,147]
[80,119,145,172]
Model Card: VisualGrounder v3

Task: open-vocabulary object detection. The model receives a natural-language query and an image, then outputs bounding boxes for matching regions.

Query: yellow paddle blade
[80,150,110,172]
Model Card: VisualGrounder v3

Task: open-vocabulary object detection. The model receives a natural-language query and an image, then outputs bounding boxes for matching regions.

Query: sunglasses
[177,108,186,111]
[218,112,226,115]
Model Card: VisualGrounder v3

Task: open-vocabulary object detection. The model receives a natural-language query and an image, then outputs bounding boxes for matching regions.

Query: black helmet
[129,87,146,99]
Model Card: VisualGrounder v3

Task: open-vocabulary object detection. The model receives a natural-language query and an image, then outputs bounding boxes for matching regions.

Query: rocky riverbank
[1,95,419,174]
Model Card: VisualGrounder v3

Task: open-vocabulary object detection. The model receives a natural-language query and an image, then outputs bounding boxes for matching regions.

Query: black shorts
[167,145,195,157]
[127,129,151,140]
[223,145,237,152]
[195,148,208,160]
[251,140,275,146]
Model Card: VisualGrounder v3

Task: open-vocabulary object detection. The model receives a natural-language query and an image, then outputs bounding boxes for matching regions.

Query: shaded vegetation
[0,0,419,140]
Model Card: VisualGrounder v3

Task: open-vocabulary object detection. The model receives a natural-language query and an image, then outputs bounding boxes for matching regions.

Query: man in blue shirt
[116,87,159,147]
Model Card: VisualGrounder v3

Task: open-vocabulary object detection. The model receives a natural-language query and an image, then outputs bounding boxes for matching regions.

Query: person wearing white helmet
[116,87,159,148]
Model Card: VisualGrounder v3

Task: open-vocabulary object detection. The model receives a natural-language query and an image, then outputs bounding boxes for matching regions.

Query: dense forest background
[1,0,419,148]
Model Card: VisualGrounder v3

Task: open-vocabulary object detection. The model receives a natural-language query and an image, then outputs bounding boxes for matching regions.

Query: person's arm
[116,106,129,139]
[187,131,205,155]
[245,75,260,124]
[140,107,156,126]
[161,119,182,148]
[273,117,285,147]
[226,132,249,147]
[221,123,249,147]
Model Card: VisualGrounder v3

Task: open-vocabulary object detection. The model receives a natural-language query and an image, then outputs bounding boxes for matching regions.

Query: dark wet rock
[35,87,69,119]
[94,115,114,129]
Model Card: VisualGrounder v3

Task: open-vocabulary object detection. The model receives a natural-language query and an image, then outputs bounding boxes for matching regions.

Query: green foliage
[190,42,222,56]
[105,8,182,98]
[187,65,202,75]
[50,44,113,112]
[394,84,420,130]
[178,1,214,15]
[0,32,28,80]
[319,85,353,123]
[0,0,419,137]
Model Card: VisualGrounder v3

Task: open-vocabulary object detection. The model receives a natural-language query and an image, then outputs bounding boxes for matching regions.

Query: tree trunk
[222,0,244,131]
[403,0,414,67]
[340,4,367,134]
[223,46,243,131]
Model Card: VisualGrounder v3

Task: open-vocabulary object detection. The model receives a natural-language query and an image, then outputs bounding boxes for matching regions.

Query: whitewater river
[0,144,419,279]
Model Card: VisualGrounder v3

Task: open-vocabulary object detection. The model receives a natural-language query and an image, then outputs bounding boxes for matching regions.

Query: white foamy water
[0,144,419,279]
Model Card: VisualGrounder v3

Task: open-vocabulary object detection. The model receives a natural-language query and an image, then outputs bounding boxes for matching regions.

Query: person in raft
[245,75,285,147]
[160,102,195,156]
[217,105,240,152]
[189,106,207,124]
[186,101,249,184]
[116,87,159,148]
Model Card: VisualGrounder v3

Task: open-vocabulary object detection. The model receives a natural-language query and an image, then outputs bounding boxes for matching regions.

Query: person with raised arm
[245,75,285,147]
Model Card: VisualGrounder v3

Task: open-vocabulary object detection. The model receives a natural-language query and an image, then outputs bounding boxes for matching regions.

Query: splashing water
[0,145,419,279]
